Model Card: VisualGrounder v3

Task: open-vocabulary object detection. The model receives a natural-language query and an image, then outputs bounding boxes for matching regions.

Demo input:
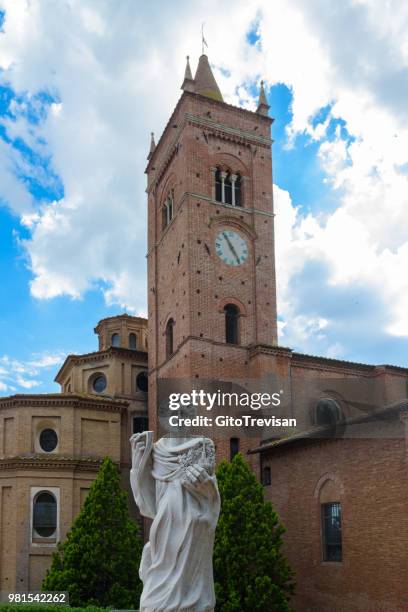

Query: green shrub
[42,457,143,608]
[214,453,295,611]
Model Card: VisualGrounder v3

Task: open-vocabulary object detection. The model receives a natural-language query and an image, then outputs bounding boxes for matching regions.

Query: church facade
[0,54,407,610]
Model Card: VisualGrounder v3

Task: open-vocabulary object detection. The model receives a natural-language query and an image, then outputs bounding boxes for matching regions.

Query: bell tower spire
[193,54,223,102]
[181,55,195,93]
[147,132,156,160]
[257,80,270,116]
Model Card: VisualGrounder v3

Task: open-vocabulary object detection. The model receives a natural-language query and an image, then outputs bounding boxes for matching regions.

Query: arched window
[129,333,137,350]
[318,478,343,562]
[224,304,239,344]
[315,399,341,426]
[214,169,243,207]
[136,371,148,392]
[321,502,342,562]
[162,190,174,229]
[33,492,57,538]
[166,318,174,358]
[111,333,120,347]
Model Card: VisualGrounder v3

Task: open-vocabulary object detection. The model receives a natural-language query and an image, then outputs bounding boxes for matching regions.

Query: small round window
[93,374,107,393]
[136,371,148,392]
[33,492,57,538]
[39,428,58,452]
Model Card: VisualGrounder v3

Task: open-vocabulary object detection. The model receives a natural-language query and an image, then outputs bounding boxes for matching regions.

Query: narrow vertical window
[166,318,174,358]
[167,191,174,224]
[162,190,174,229]
[224,173,232,204]
[262,466,271,486]
[33,492,57,539]
[224,304,239,344]
[215,168,222,202]
[111,333,120,347]
[129,333,137,350]
[234,173,242,207]
[322,502,342,562]
[230,437,239,460]
[162,204,168,229]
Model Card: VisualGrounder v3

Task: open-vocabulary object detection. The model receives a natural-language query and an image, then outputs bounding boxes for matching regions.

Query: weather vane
[201,22,208,55]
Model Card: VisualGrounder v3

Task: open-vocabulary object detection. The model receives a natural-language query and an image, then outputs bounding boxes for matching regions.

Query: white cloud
[0,0,407,357]
[0,351,66,394]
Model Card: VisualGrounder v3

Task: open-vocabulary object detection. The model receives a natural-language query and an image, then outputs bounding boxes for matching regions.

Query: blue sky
[0,0,408,393]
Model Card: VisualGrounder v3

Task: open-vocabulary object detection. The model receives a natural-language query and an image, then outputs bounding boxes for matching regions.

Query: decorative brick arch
[314,472,345,500]
[217,297,248,317]
[159,172,177,206]
[162,312,176,335]
[211,154,249,206]
[211,152,249,175]
[308,391,349,425]
[209,214,257,241]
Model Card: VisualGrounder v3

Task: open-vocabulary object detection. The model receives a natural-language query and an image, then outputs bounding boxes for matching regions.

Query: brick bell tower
[146,54,278,458]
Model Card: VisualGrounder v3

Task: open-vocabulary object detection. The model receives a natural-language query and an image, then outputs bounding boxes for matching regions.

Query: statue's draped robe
[130,437,220,612]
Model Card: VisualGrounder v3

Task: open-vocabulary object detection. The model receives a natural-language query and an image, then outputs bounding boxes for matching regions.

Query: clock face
[215,230,248,266]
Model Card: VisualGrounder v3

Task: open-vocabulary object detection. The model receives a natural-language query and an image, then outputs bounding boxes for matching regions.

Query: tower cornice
[145,90,273,176]
[146,105,273,192]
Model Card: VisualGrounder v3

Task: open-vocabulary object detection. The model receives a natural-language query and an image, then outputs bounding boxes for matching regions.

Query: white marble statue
[130,431,220,612]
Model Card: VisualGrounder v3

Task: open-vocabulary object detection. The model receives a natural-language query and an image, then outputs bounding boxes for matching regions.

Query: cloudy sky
[0,0,407,393]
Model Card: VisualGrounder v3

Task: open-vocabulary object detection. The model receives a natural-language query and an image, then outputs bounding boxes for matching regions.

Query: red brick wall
[261,427,408,612]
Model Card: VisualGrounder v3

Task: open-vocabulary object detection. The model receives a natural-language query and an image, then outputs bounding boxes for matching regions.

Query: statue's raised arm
[130,431,155,519]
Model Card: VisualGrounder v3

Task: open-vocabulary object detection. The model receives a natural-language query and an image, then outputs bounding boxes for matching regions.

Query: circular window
[93,374,107,393]
[39,428,58,452]
[33,492,57,538]
[136,371,148,392]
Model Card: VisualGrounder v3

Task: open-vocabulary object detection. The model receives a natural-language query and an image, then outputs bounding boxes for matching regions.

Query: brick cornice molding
[248,343,293,360]
[185,112,271,149]
[145,90,273,174]
[146,193,273,258]
[0,393,128,413]
[150,334,248,375]
[147,105,272,191]
[94,313,147,332]
[291,352,408,376]
[0,455,106,472]
[55,346,147,382]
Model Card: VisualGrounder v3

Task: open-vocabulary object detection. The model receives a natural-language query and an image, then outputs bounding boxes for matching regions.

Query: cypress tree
[43,457,143,609]
[214,453,295,611]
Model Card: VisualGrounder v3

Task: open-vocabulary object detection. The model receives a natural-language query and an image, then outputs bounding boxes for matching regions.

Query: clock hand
[222,232,241,264]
